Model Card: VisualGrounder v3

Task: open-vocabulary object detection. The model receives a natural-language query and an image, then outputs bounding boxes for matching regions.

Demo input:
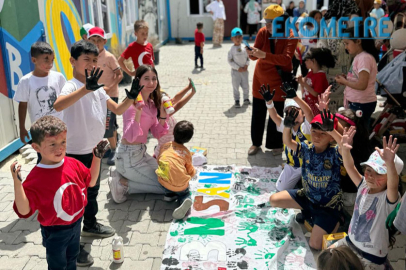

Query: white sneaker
[172,198,193,220]
[108,167,128,204]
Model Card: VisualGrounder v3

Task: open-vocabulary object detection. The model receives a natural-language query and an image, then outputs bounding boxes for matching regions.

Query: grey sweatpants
[115,144,166,194]
[231,69,249,101]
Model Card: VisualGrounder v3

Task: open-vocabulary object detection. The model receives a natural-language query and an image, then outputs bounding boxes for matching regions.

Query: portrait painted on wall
[138,0,159,38]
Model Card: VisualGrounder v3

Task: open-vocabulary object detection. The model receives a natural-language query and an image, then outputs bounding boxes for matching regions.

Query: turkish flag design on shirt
[13,157,91,226]
[121,42,154,70]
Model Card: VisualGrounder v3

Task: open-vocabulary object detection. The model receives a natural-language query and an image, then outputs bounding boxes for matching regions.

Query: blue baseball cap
[231,27,243,37]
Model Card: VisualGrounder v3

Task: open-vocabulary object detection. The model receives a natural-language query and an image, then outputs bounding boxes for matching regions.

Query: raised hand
[281,81,297,99]
[125,77,144,100]
[316,86,332,112]
[284,108,299,128]
[341,126,356,150]
[93,140,110,159]
[320,109,336,132]
[10,161,22,182]
[376,135,400,163]
[85,67,104,91]
[258,84,275,102]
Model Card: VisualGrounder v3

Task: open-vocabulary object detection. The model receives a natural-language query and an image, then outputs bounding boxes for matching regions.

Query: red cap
[88,27,106,39]
[310,113,338,130]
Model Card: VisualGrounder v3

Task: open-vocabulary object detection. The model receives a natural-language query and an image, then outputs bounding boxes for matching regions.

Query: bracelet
[266,102,274,109]
[159,117,167,120]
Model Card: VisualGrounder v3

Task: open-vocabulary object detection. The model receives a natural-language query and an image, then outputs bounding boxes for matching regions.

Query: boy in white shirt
[53,40,142,266]
[228,27,250,108]
[13,42,66,143]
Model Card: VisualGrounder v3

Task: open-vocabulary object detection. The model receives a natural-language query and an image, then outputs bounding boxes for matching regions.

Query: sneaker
[272,148,284,156]
[244,99,251,105]
[195,65,199,69]
[235,100,241,108]
[164,193,179,202]
[295,212,305,224]
[248,145,259,156]
[81,222,115,238]
[103,148,111,159]
[172,198,193,220]
[108,167,128,204]
[107,150,116,166]
[76,244,94,267]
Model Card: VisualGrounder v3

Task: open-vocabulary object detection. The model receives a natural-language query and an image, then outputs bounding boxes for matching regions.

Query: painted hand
[125,77,144,100]
[258,84,275,102]
[85,67,104,91]
[341,126,356,150]
[281,81,297,99]
[320,109,336,132]
[283,108,299,128]
[10,161,22,182]
[93,140,110,159]
[316,85,332,112]
[376,135,400,163]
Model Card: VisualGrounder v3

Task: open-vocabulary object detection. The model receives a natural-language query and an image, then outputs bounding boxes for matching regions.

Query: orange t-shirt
[156,142,196,192]
[97,49,121,98]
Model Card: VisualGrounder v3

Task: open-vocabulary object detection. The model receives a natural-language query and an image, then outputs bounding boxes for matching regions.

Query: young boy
[258,83,314,191]
[53,40,142,265]
[371,0,385,19]
[118,20,154,76]
[194,22,205,69]
[270,109,343,250]
[13,42,66,143]
[11,115,108,269]
[80,23,94,40]
[88,27,123,165]
[228,27,250,108]
[156,121,196,220]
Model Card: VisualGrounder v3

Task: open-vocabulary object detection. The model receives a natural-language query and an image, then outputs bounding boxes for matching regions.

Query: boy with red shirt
[118,20,154,76]
[11,116,109,269]
[194,22,205,69]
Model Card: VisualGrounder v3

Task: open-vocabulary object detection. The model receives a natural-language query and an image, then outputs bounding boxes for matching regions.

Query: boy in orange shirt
[156,121,196,220]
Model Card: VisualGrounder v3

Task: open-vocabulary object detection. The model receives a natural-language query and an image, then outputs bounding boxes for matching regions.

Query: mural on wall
[139,0,159,38]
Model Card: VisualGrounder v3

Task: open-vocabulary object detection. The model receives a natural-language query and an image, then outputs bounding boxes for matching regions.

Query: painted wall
[0,0,168,161]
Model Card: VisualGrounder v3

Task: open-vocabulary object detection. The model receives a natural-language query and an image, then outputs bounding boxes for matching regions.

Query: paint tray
[322,232,347,250]
[190,146,207,156]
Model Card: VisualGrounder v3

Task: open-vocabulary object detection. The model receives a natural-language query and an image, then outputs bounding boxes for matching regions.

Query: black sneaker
[195,65,199,69]
[244,99,251,105]
[295,212,305,224]
[76,244,94,267]
[235,100,241,108]
[81,222,115,238]
[164,193,179,202]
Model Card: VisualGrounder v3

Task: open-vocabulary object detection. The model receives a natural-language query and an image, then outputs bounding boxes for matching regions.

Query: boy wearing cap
[258,83,314,191]
[80,23,94,40]
[271,109,344,250]
[88,27,123,165]
[371,0,385,19]
[228,27,250,108]
[194,22,205,69]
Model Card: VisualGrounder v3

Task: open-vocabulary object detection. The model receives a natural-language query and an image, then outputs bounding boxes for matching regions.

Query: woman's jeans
[115,144,166,194]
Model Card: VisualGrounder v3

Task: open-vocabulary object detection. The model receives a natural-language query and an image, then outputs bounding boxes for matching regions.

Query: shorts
[104,97,118,138]
[287,189,343,233]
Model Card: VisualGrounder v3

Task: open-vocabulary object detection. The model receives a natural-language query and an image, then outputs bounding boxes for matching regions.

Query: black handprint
[93,140,110,158]
[281,81,297,99]
[125,77,144,100]
[85,67,104,91]
[258,84,275,102]
[320,109,336,132]
[283,108,299,128]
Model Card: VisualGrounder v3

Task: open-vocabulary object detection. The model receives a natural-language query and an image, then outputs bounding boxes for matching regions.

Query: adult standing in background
[293,1,307,17]
[286,1,295,17]
[240,0,249,35]
[206,0,226,47]
[276,0,286,11]
[246,4,298,156]
[244,0,262,40]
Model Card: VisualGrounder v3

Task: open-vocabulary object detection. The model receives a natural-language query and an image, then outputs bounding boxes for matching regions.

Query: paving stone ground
[0,41,405,269]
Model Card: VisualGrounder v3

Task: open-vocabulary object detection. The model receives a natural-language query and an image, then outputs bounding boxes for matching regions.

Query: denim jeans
[40,217,82,270]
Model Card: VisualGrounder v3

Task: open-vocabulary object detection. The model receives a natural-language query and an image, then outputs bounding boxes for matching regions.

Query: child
[118,20,154,76]
[88,27,123,165]
[11,116,108,269]
[258,82,314,191]
[194,22,205,69]
[371,0,385,19]
[154,78,196,158]
[270,109,343,250]
[228,27,250,108]
[298,47,335,117]
[80,23,94,40]
[318,246,364,270]
[335,24,379,123]
[156,121,196,219]
[332,131,403,270]
[13,42,66,143]
[53,40,141,265]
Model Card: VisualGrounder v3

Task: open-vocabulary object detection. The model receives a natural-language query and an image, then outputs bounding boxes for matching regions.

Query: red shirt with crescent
[121,41,155,70]
[13,157,91,226]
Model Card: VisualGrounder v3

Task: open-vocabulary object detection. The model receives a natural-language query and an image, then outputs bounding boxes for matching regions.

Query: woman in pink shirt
[108,65,169,203]
[335,25,379,123]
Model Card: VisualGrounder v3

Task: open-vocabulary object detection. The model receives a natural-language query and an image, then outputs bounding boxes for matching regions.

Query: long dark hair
[344,25,379,62]
[134,64,162,109]
[306,47,336,68]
